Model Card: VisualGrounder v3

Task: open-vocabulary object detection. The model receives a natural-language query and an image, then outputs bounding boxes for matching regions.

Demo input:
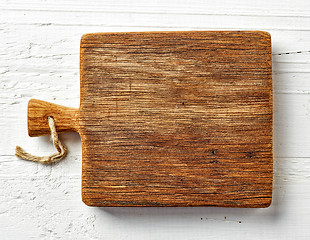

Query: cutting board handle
[27,99,79,137]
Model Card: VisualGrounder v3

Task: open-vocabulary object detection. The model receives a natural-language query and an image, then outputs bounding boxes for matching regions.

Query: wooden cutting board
[28,31,273,207]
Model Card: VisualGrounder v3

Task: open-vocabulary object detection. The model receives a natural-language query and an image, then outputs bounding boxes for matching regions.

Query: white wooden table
[1,0,310,239]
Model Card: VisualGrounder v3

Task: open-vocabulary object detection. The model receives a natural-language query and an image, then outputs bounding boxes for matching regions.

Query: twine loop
[15,116,67,164]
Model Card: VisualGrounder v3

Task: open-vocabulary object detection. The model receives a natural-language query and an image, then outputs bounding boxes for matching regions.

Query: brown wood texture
[27,99,79,137]
[29,31,273,207]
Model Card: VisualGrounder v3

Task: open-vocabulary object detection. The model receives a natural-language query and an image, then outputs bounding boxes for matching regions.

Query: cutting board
[28,31,273,207]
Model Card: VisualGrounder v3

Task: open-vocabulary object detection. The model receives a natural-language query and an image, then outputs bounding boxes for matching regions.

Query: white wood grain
[1,0,310,239]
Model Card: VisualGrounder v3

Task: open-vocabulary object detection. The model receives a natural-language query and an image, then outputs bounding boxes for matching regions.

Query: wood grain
[29,31,273,207]
[27,99,79,137]
[4,0,310,238]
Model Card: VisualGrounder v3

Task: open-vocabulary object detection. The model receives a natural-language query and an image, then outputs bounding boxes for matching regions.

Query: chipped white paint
[1,0,310,239]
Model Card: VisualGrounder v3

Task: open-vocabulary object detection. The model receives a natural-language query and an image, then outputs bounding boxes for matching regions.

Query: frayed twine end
[15,116,67,164]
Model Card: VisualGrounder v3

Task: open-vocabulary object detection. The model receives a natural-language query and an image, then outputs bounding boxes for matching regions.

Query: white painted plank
[1,8,310,31]
[1,0,310,16]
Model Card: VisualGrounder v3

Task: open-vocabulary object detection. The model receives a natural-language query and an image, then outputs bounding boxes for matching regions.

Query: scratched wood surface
[3,0,310,239]
[74,31,271,207]
[26,31,273,207]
